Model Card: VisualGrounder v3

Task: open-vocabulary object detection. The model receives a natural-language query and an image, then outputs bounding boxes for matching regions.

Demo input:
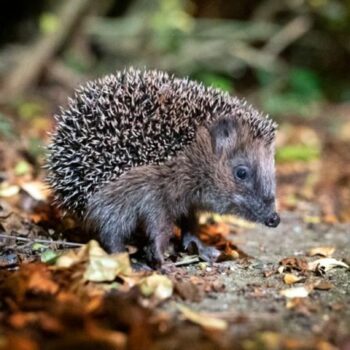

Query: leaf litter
[0,120,350,349]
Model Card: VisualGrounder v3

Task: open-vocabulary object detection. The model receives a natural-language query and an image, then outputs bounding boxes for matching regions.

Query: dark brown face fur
[189,118,279,226]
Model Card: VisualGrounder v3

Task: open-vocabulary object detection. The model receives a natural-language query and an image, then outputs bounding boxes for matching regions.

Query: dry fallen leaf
[139,274,173,300]
[307,258,349,273]
[307,246,335,257]
[4,264,59,302]
[280,286,311,298]
[56,240,132,282]
[21,181,49,201]
[283,273,303,285]
[312,279,334,290]
[279,257,308,273]
[177,304,228,331]
[303,216,321,224]
[0,183,20,197]
[285,297,318,315]
[84,252,131,282]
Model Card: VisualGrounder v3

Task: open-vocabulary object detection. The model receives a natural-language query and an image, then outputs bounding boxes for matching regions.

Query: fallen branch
[0,233,83,247]
[264,16,312,56]
[0,0,92,101]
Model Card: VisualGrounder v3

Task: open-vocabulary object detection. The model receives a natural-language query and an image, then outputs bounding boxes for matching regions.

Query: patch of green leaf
[28,137,45,159]
[0,113,15,139]
[39,13,59,34]
[276,144,320,163]
[32,243,48,251]
[289,68,322,101]
[262,92,320,118]
[40,249,60,264]
[63,50,91,74]
[257,67,323,118]
[18,101,44,120]
[255,70,278,87]
[14,161,31,176]
[194,72,233,92]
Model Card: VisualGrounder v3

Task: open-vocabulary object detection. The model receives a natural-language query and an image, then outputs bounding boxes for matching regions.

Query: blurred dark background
[0,0,349,222]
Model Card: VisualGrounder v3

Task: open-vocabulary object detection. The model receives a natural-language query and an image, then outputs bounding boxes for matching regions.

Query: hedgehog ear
[209,118,236,156]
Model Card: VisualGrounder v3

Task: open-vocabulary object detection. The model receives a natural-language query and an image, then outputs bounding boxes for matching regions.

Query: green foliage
[0,113,15,139]
[63,50,91,74]
[289,68,322,100]
[193,72,233,92]
[14,161,31,176]
[39,13,59,34]
[276,144,320,163]
[40,249,59,264]
[17,101,44,120]
[257,68,323,117]
[28,137,45,160]
[151,0,192,51]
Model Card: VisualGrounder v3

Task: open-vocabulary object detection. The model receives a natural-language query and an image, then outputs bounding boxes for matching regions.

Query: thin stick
[0,234,83,247]
[163,257,201,268]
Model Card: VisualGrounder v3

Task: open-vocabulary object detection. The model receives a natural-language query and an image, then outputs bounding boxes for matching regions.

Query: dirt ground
[152,212,350,349]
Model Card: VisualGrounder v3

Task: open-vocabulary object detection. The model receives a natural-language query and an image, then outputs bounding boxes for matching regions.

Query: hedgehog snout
[264,212,280,228]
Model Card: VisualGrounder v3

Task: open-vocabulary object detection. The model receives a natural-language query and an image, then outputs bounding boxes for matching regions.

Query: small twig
[264,16,312,56]
[0,234,83,247]
[163,256,201,268]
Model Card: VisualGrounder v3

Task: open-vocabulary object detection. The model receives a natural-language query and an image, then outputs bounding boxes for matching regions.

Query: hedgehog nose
[264,212,280,228]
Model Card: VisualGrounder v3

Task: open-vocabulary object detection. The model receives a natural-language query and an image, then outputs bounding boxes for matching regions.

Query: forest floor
[0,207,349,350]
[0,100,349,349]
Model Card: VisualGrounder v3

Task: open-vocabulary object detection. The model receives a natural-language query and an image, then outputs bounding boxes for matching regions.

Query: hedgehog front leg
[179,211,221,262]
[84,186,138,254]
[143,213,174,268]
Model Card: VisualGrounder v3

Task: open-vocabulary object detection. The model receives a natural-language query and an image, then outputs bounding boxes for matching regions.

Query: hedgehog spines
[47,68,277,217]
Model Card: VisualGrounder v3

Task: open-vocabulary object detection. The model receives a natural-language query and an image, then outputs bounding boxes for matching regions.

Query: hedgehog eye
[234,166,249,181]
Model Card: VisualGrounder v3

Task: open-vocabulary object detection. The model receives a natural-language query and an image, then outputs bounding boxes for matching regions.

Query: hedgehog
[47,68,280,266]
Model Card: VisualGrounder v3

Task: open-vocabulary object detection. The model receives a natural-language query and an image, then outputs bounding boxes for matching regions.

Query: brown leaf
[283,273,303,285]
[312,279,334,290]
[307,258,349,273]
[286,298,318,316]
[3,263,59,302]
[20,181,49,202]
[55,240,132,282]
[307,246,335,257]
[177,304,228,331]
[1,334,39,350]
[279,257,308,273]
[174,280,203,302]
[139,274,173,300]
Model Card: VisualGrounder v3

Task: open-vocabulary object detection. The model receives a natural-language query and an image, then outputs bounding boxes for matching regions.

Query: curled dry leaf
[56,240,132,282]
[174,280,203,302]
[283,273,303,285]
[84,252,131,282]
[177,304,228,331]
[280,286,311,298]
[279,257,308,273]
[21,181,49,202]
[285,298,318,315]
[139,274,173,300]
[307,246,335,257]
[307,258,349,273]
[0,183,20,197]
[4,264,59,302]
[312,279,334,290]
